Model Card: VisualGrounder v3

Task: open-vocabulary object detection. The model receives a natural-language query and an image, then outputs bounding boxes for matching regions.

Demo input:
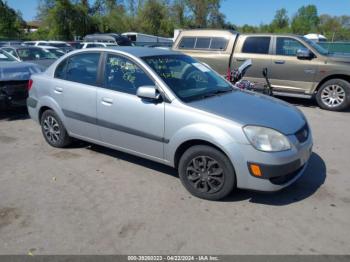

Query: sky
[5,0,350,26]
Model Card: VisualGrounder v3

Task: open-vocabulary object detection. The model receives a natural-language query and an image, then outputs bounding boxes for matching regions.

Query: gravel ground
[0,98,349,255]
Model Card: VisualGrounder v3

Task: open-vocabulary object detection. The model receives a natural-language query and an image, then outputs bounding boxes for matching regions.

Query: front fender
[165,123,237,166]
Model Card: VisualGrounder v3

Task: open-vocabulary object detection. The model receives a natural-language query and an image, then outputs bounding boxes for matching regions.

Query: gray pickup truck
[173,30,350,111]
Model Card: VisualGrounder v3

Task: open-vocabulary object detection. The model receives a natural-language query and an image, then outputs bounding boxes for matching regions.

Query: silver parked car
[27,47,313,200]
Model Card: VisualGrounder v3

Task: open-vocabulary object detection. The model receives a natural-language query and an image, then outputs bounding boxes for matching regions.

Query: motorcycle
[227,59,273,96]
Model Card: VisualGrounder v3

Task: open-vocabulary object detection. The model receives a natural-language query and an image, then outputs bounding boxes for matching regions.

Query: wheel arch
[174,139,231,169]
[38,106,52,121]
[316,74,350,93]
[36,96,65,123]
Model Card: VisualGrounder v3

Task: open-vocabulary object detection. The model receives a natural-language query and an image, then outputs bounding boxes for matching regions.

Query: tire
[178,145,236,200]
[40,109,71,148]
[316,79,350,111]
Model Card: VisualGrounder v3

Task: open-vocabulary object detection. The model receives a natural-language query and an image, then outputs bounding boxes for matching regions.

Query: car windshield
[0,49,17,62]
[46,48,65,57]
[17,48,57,61]
[142,54,233,102]
[302,37,329,55]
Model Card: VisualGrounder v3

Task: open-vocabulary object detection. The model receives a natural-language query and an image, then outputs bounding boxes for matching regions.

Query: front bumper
[226,128,313,192]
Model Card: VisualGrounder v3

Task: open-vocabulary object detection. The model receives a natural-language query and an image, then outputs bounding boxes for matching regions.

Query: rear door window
[242,37,271,54]
[64,52,101,85]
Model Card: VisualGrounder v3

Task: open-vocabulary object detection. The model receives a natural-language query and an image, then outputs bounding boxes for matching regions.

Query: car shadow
[0,107,29,121]
[87,144,178,177]
[87,144,325,205]
[224,152,326,205]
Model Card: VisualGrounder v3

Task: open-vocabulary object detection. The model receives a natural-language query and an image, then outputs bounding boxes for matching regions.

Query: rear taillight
[27,79,33,91]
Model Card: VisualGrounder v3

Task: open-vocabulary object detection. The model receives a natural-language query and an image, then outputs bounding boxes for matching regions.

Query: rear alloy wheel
[41,110,71,148]
[316,79,350,111]
[178,145,235,200]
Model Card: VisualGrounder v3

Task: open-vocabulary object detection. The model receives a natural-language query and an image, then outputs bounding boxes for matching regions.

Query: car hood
[189,90,306,135]
[0,61,43,81]
[326,53,350,63]
[25,59,56,69]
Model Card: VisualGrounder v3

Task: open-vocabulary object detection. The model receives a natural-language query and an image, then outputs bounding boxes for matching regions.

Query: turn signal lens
[250,164,262,177]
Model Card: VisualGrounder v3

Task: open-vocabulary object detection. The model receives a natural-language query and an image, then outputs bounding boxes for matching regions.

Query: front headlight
[243,125,291,152]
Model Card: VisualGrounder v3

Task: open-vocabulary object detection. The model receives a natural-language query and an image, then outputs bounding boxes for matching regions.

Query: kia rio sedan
[27,47,313,200]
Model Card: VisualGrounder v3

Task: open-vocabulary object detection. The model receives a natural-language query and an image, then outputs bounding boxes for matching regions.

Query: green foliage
[0,0,24,38]
[291,5,319,34]
[270,8,289,32]
[2,1,350,41]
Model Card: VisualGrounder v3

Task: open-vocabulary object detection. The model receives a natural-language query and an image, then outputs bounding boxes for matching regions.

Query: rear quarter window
[178,37,196,49]
[210,37,228,50]
[179,36,228,51]
[242,37,271,54]
[195,38,210,49]
[55,59,68,79]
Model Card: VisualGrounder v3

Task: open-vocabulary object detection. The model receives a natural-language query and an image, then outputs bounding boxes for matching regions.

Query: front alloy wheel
[186,156,224,194]
[178,145,235,200]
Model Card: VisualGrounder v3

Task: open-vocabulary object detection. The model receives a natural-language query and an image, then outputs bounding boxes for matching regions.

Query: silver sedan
[27,47,313,200]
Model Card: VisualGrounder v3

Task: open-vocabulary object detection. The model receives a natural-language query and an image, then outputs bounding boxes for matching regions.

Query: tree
[270,8,289,32]
[0,0,24,38]
[171,0,188,28]
[207,0,225,28]
[185,0,224,28]
[138,0,173,36]
[291,5,319,34]
[36,0,56,21]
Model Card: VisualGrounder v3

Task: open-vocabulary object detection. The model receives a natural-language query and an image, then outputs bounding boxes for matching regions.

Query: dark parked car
[0,49,42,108]
[1,46,57,69]
[67,41,83,49]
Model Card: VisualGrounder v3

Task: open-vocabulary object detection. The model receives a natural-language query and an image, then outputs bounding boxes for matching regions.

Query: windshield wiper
[202,88,233,98]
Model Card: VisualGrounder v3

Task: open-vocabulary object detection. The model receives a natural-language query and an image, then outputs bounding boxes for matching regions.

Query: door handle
[236,58,246,62]
[274,60,285,64]
[101,97,113,105]
[54,87,63,94]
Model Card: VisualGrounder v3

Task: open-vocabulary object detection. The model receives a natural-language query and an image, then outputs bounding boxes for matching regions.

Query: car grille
[295,123,309,143]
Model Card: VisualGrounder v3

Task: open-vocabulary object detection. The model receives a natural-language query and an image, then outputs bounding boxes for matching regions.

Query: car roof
[106,46,181,57]
[177,29,237,38]
[37,45,59,49]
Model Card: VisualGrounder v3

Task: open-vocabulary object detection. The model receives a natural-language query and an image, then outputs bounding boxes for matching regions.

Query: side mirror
[136,85,161,101]
[297,49,313,60]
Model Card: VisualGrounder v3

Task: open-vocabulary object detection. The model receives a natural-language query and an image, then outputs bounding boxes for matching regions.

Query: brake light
[27,79,33,91]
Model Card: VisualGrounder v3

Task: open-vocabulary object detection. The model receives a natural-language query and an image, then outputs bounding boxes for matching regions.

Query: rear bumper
[27,97,39,123]
[0,81,28,108]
